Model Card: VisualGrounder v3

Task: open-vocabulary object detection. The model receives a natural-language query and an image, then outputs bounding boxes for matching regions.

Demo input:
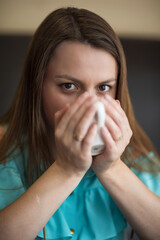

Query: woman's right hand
[54,93,98,177]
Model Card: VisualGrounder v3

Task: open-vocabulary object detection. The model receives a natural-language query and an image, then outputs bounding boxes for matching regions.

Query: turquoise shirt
[0,149,160,240]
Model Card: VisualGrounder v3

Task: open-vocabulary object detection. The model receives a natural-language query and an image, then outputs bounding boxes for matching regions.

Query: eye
[98,84,111,92]
[60,83,77,91]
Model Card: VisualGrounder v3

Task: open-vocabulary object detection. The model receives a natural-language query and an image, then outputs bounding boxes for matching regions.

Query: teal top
[0,149,160,240]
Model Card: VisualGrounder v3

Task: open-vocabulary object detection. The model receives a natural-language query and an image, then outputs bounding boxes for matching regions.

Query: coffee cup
[91,101,105,156]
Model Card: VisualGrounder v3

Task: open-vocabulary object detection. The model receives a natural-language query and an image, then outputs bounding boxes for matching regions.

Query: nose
[85,90,97,98]
[84,90,101,102]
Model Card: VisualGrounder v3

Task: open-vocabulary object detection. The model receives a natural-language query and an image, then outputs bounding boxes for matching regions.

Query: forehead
[47,41,118,82]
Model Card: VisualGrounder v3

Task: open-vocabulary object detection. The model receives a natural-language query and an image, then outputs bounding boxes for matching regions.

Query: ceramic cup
[91,101,106,156]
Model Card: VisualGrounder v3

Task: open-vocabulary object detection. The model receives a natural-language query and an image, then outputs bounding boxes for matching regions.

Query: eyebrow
[55,74,116,84]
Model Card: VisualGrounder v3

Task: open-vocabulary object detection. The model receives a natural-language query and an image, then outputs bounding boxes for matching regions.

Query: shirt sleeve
[0,159,26,210]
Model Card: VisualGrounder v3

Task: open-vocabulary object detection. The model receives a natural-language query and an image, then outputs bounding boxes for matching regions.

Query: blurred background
[0,0,160,153]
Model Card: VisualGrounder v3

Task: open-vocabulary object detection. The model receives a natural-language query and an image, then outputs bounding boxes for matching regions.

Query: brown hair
[0,7,159,185]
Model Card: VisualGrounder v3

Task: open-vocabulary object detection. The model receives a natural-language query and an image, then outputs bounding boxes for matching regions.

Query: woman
[0,7,160,240]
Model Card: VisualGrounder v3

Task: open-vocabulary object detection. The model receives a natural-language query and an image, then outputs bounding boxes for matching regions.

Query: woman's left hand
[92,94,133,174]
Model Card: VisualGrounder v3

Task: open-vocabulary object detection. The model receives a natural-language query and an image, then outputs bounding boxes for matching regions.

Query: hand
[92,95,133,174]
[54,93,98,176]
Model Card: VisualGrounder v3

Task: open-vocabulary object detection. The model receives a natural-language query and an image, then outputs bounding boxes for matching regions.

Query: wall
[0,0,160,39]
[0,0,160,153]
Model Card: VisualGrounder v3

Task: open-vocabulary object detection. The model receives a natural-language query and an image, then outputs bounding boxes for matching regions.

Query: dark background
[0,35,160,153]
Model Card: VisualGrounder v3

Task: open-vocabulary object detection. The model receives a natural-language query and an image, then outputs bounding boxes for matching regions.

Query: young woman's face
[42,41,118,129]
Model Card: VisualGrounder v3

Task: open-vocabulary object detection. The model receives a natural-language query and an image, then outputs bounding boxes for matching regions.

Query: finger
[104,95,127,129]
[63,96,97,139]
[54,104,70,127]
[73,104,97,140]
[100,126,115,152]
[105,115,122,142]
[104,96,132,145]
[116,99,120,105]
[82,123,97,153]
[104,95,122,113]
[57,92,89,132]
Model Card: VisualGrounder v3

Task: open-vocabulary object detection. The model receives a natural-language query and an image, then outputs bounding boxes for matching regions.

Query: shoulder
[131,152,160,197]
[0,138,28,190]
[0,142,28,209]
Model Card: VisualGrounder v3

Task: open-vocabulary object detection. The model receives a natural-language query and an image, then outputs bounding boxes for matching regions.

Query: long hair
[0,7,159,185]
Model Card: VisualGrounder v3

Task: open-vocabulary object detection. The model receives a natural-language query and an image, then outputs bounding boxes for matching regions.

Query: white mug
[91,101,106,156]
